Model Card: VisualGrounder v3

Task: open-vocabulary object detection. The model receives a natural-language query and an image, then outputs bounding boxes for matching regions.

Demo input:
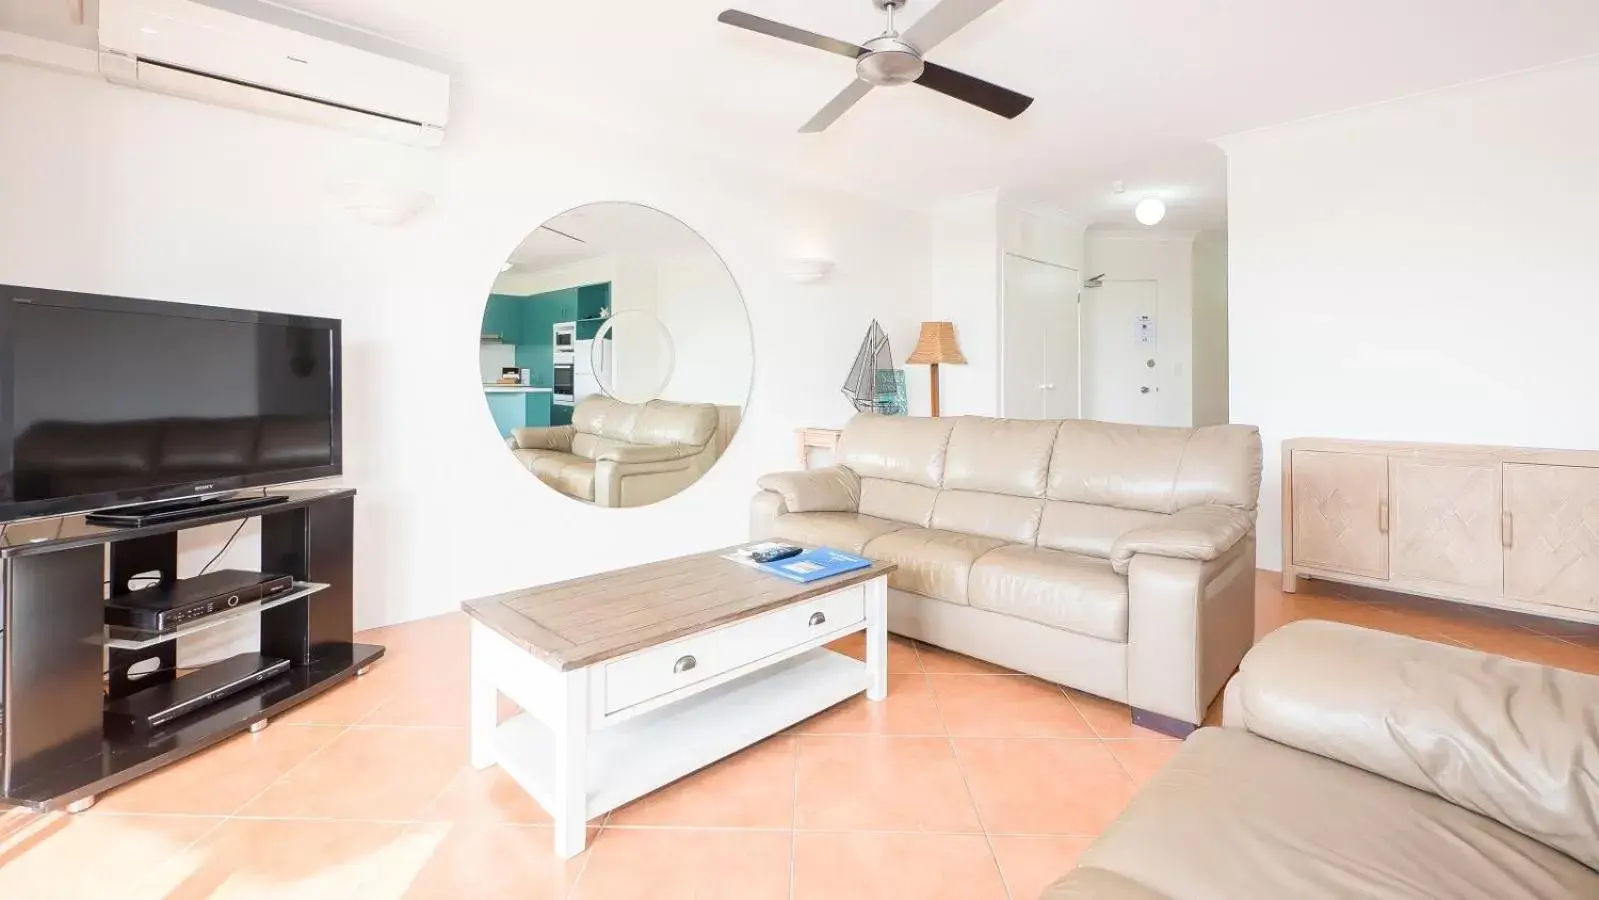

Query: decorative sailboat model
[841,320,906,415]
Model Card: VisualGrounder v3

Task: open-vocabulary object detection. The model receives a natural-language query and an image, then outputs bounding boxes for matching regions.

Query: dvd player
[105,570,296,632]
[105,652,290,731]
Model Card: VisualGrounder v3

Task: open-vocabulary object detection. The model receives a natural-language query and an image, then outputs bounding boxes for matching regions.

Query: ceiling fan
[718,0,1032,133]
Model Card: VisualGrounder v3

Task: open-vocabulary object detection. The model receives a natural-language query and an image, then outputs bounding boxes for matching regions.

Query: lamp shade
[906,322,966,365]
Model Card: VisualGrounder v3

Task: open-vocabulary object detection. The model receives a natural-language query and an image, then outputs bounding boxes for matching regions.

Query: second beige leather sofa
[751,414,1262,733]
[1042,620,1599,898]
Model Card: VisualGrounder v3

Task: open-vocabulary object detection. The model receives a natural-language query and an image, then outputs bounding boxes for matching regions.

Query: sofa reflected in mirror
[482,201,751,507]
[509,395,740,508]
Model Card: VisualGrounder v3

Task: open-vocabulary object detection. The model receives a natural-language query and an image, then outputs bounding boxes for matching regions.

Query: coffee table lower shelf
[489,648,865,823]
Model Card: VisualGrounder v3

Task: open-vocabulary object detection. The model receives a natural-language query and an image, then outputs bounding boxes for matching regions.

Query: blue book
[758,547,872,583]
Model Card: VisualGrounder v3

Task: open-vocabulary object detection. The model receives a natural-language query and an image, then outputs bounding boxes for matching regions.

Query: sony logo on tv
[193,484,216,492]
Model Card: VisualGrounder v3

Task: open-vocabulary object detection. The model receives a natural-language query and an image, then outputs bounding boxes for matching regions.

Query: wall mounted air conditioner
[97,0,450,147]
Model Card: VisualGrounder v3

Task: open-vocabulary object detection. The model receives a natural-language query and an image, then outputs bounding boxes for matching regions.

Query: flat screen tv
[0,285,342,523]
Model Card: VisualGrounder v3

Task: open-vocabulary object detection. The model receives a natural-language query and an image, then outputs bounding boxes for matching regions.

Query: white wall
[1191,231,1229,426]
[1082,231,1196,427]
[1225,56,1599,569]
[0,59,934,629]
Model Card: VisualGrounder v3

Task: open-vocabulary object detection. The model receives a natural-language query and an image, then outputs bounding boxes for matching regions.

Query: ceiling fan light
[856,36,924,86]
[1135,197,1167,226]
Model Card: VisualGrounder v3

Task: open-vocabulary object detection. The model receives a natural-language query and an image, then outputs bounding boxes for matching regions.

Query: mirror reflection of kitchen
[481,202,752,507]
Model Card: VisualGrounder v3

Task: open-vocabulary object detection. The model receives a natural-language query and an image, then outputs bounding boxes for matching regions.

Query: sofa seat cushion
[513,449,595,501]
[862,528,1008,604]
[1043,727,1599,900]
[769,511,908,554]
[968,545,1129,642]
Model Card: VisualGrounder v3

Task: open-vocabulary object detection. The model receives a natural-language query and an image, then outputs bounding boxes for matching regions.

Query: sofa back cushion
[1037,501,1167,558]
[944,418,1057,496]
[1047,420,1261,514]
[1232,620,1599,870]
[931,490,1044,543]
[839,414,954,486]
[840,415,956,526]
[859,479,938,527]
[570,396,718,459]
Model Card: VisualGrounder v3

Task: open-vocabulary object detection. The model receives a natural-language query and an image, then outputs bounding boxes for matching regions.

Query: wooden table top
[461,547,894,671]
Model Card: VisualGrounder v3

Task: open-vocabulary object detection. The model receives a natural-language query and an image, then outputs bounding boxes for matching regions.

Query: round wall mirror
[480,202,752,508]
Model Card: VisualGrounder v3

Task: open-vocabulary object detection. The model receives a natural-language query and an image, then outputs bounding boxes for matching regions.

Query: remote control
[751,545,803,564]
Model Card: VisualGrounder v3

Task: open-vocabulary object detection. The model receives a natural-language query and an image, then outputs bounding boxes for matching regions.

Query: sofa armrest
[1231,620,1599,870]
[592,453,702,507]
[750,490,789,541]
[1110,505,1255,575]
[509,425,575,452]
[755,466,860,514]
[594,443,695,464]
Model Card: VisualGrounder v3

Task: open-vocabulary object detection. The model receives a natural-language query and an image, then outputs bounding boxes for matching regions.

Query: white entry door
[1000,254,1080,420]
[1081,279,1168,425]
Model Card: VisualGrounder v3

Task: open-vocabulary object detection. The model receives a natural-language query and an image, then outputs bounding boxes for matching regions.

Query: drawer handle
[808,611,827,627]
[673,655,697,674]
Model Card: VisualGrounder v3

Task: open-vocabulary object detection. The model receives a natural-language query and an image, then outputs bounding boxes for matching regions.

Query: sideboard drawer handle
[673,655,697,674]
[808,611,827,627]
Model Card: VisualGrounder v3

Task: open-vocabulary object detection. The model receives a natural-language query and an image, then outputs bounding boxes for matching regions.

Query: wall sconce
[325,180,433,226]
[783,258,834,284]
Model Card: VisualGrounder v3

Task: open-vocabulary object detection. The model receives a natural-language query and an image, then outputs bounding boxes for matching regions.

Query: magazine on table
[722,543,872,583]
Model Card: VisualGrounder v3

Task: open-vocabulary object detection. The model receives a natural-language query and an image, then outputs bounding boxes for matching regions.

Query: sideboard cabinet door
[1291,450,1390,579]
[1389,458,1503,591]
[1504,463,1599,611]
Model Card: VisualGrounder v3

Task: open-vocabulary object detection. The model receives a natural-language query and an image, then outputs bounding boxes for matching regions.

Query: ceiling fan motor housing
[857,35,924,85]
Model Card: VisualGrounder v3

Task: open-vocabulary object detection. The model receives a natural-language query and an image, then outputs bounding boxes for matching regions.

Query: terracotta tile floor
[3,571,1596,899]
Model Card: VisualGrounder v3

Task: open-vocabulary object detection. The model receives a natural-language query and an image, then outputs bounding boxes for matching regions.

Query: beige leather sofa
[751,414,1262,733]
[509,396,731,507]
[1043,620,1599,899]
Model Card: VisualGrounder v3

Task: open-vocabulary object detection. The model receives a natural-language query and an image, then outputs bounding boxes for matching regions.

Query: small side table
[795,428,843,468]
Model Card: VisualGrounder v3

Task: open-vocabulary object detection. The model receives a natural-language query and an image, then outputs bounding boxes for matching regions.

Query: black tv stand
[0,489,381,812]
[86,493,291,527]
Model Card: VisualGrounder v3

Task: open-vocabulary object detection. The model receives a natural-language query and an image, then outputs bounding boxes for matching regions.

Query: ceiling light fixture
[1135,197,1166,226]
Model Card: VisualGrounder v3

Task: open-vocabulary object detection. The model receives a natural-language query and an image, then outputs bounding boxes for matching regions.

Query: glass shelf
[104,582,329,650]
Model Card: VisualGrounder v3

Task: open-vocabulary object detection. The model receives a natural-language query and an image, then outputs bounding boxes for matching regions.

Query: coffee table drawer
[601,584,865,714]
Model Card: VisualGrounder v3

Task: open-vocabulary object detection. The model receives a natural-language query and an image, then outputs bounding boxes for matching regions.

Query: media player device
[104,652,291,732]
[105,569,296,632]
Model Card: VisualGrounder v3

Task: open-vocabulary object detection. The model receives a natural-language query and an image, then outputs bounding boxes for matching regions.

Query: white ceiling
[9,0,1599,228]
[506,202,711,271]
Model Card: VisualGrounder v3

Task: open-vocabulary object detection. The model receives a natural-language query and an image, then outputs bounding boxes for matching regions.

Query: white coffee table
[462,548,893,857]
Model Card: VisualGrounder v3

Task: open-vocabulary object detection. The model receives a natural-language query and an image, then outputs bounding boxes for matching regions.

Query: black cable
[198,519,248,575]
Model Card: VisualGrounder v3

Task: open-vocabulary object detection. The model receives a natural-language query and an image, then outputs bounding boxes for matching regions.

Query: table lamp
[905,321,965,417]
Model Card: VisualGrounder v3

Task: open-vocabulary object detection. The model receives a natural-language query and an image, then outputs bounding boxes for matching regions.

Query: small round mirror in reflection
[481,202,751,508]
[591,311,674,405]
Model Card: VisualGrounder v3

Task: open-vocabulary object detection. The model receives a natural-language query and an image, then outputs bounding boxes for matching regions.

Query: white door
[1000,254,1080,420]
[1081,279,1166,425]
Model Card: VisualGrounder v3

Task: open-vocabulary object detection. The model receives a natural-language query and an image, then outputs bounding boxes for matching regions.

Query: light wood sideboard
[1283,438,1599,623]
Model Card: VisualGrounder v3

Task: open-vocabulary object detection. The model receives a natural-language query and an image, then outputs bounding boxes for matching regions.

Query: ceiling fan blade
[903,0,1006,52]
[800,80,875,133]
[717,10,864,59]
[914,61,1033,119]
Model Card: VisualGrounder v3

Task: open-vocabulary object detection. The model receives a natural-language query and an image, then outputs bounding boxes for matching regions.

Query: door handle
[809,611,827,627]
[1502,511,1513,549]
[1378,501,1390,535]
[673,655,697,674]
